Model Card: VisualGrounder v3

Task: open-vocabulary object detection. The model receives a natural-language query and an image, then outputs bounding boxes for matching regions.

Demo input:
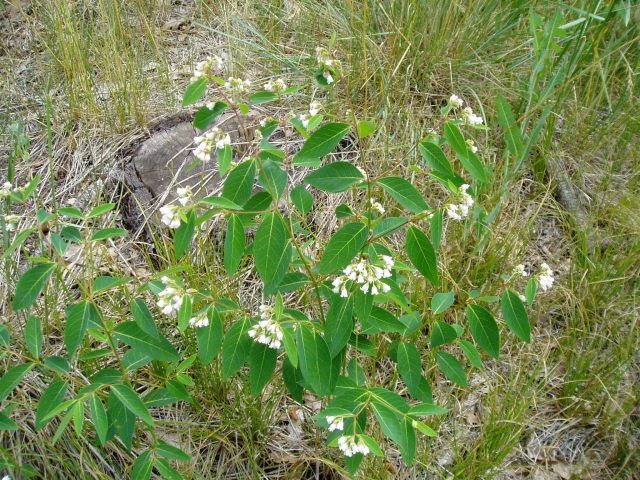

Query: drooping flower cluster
[356,166,368,180]
[191,56,224,82]
[0,182,14,198]
[264,78,287,93]
[159,204,181,229]
[512,264,528,278]
[193,127,231,162]
[337,435,370,457]
[247,305,284,349]
[224,77,251,95]
[461,107,484,126]
[369,198,385,215]
[466,138,478,153]
[316,46,341,84]
[189,311,210,328]
[3,214,20,231]
[157,276,186,316]
[332,256,394,297]
[309,101,323,116]
[449,94,464,108]
[326,415,344,432]
[176,186,193,206]
[536,263,555,291]
[445,184,474,221]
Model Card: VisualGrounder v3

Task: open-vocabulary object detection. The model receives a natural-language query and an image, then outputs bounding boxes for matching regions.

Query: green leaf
[436,352,467,387]
[0,325,8,347]
[357,120,376,138]
[368,306,407,333]
[501,289,531,342]
[58,207,84,219]
[2,227,36,259]
[250,342,278,397]
[318,222,369,274]
[90,368,122,384]
[458,339,482,368]
[377,177,429,213]
[496,93,524,161]
[413,419,438,437]
[122,349,151,371]
[44,356,69,375]
[238,103,250,114]
[396,343,422,394]
[459,149,488,183]
[281,327,297,368]
[131,450,153,480]
[397,417,417,464]
[113,322,179,362]
[222,317,253,380]
[89,393,109,445]
[249,91,278,104]
[89,228,128,242]
[335,204,353,219]
[282,356,305,403]
[253,212,290,285]
[174,210,195,258]
[344,453,364,474]
[0,363,34,402]
[13,263,57,310]
[199,195,242,210]
[221,159,256,207]
[258,159,287,200]
[25,315,43,359]
[325,295,354,358]
[297,323,331,397]
[266,272,309,295]
[444,121,468,159]
[304,161,364,193]
[197,308,223,366]
[108,391,135,450]
[372,217,408,238]
[408,403,448,416]
[93,275,132,294]
[182,77,208,107]
[467,304,500,359]
[290,185,314,215]
[293,122,350,163]
[87,203,116,219]
[65,301,93,360]
[431,291,454,314]
[50,233,69,256]
[61,225,83,243]
[0,412,17,430]
[178,296,192,333]
[224,214,245,276]
[405,226,438,286]
[430,209,443,250]
[193,101,227,130]
[430,321,458,348]
[156,441,191,461]
[218,144,233,176]
[154,458,184,480]
[35,380,68,430]
[111,384,154,427]
[525,278,537,306]
[418,141,454,175]
[130,299,158,340]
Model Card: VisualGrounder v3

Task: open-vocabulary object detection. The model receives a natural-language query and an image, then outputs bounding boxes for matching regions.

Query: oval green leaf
[467,304,500,359]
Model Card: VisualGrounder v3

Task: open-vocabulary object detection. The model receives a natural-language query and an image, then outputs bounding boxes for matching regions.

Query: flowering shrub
[0,47,558,477]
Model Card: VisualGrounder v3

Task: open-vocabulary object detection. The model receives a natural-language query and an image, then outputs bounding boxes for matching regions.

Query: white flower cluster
[316,46,336,84]
[445,184,474,221]
[326,415,344,432]
[369,198,385,215]
[449,94,464,108]
[159,204,181,229]
[0,182,13,198]
[332,256,394,297]
[309,101,323,116]
[466,138,478,153]
[224,77,251,95]
[461,107,484,126]
[3,214,20,231]
[297,113,310,128]
[337,435,370,457]
[536,263,555,291]
[176,186,192,206]
[247,305,284,349]
[157,276,186,316]
[191,56,224,82]
[356,166,368,180]
[512,264,528,277]
[193,127,232,162]
[189,311,209,328]
[264,78,287,93]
